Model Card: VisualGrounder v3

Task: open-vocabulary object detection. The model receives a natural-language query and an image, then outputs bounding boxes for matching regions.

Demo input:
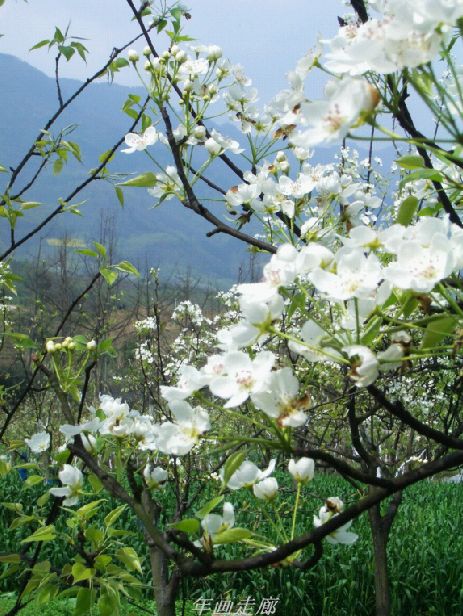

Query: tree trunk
[368,505,391,616]
[148,543,177,616]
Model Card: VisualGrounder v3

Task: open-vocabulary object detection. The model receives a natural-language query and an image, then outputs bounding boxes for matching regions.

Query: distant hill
[0,53,259,286]
[0,53,384,286]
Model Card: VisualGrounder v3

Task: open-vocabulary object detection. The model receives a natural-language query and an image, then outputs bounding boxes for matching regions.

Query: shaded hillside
[0,53,255,285]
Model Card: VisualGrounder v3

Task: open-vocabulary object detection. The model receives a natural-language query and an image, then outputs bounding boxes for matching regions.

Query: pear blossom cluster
[225,146,384,231]
[324,0,463,77]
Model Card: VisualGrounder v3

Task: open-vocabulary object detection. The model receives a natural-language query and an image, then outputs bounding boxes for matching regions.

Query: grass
[1,474,462,615]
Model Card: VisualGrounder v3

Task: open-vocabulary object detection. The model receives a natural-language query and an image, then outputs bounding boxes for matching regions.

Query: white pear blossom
[148,166,182,202]
[253,476,279,500]
[122,126,159,154]
[227,459,276,490]
[383,235,454,292]
[216,294,283,350]
[98,395,132,436]
[50,464,84,506]
[156,401,210,455]
[205,129,243,156]
[288,457,315,483]
[143,464,168,489]
[160,365,206,403]
[344,345,379,387]
[310,248,382,301]
[59,419,102,441]
[314,497,358,545]
[25,431,50,453]
[290,78,378,148]
[289,319,339,363]
[201,502,235,540]
[208,350,275,407]
[252,367,308,427]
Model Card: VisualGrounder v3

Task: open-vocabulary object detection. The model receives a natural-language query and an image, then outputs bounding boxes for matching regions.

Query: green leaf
[114,261,140,277]
[54,27,65,43]
[396,155,424,169]
[98,590,120,616]
[53,158,64,175]
[421,317,457,349]
[37,492,50,507]
[9,332,36,349]
[77,248,99,258]
[400,169,443,187]
[196,496,224,519]
[156,19,167,33]
[59,45,75,61]
[70,41,88,62]
[20,201,41,210]
[75,587,95,616]
[222,451,246,486]
[119,172,157,188]
[94,555,112,570]
[419,205,441,217]
[88,473,104,493]
[169,518,200,534]
[72,562,94,582]
[115,186,124,207]
[115,547,142,573]
[396,196,419,226]
[0,554,21,564]
[21,525,56,544]
[10,515,36,530]
[85,526,104,547]
[287,292,306,320]
[97,338,116,357]
[0,458,11,476]
[141,114,152,132]
[212,527,252,544]
[114,57,129,69]
[30,39,51,51]
[24,475,44,488]
[104,505,126,527]
[76,499,106,520]
[100,267,118,286]
[94,242,107,257]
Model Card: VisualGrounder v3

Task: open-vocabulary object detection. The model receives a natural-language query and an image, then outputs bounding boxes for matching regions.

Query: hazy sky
[1,0,341,101]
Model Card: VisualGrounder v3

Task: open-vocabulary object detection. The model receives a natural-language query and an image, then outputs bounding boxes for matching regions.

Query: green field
[1,473,462,616]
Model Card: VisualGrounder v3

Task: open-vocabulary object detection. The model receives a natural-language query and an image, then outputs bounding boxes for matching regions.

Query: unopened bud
[128,49,139,63]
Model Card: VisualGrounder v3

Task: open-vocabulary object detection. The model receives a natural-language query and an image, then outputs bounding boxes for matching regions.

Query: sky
[0,0,342,101]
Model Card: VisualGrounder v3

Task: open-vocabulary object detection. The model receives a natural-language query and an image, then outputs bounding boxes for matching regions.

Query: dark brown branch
[159,106,276,253]
[350,0,368,23]
[293,541,323,570]
[291,446,393,488]
[54,52,64,107]
[388,85,462,227]
[368,384,463,450]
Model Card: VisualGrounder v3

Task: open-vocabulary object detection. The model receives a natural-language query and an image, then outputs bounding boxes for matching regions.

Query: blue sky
[1,0,341,101]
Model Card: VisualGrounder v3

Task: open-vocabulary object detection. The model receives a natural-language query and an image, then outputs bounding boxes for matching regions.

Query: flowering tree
[2,1,463,616]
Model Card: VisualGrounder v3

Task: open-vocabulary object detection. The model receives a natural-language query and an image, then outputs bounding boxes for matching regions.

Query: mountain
[0,53,257,286]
